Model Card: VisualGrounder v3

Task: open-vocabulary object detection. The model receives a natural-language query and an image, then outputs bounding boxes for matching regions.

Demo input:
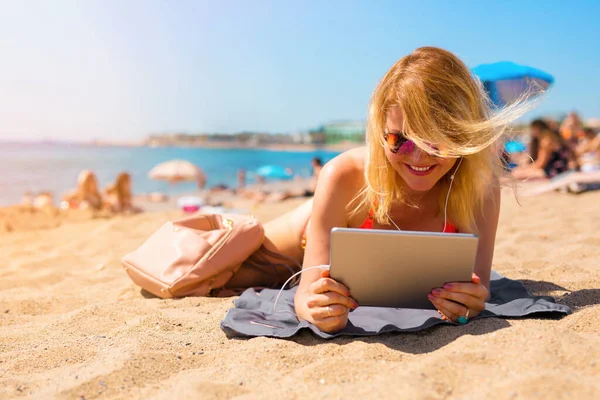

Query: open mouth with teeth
[405,164,437,175]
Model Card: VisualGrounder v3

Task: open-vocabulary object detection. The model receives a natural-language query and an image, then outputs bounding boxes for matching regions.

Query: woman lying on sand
[511,119,577,180]
[61,170,103,210]
[103,172,141,213]
[229,46,529,333]
[576,128,600,172]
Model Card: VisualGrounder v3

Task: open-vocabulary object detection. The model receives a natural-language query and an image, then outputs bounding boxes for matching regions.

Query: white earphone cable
[443,157,463,233]
[272,264,330,314]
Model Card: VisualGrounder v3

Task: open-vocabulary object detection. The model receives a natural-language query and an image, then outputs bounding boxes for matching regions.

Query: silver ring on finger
[326,305,332,317]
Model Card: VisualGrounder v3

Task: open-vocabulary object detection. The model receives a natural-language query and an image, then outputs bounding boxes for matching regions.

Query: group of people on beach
[229,157,324,203]
[511,111,600,181]
[60,170,138,213]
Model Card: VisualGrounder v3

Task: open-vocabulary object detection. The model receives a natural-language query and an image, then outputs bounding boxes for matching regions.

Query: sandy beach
[1,189,599,399]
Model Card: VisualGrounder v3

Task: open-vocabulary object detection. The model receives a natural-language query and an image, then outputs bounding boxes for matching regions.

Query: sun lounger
[520,170,600,196]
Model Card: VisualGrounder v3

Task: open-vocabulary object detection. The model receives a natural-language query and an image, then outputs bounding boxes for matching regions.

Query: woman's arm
[429,181,501,321]
[532,137,553,169]
[294,151,363,332]
[472,180,501,291]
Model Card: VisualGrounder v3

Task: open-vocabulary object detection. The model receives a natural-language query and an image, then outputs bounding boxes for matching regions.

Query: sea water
[0,142,341,206]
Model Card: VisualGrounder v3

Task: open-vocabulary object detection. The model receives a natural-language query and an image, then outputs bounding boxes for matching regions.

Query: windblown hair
[358,47,534,233]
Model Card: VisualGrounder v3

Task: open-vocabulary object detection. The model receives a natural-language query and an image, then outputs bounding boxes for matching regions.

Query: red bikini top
[359,210,458,233]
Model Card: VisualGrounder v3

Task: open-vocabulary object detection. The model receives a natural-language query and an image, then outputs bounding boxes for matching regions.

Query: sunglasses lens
[384,132,407,153]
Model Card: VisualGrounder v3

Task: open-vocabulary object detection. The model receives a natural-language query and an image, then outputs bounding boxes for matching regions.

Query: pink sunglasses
[383,132,441,155]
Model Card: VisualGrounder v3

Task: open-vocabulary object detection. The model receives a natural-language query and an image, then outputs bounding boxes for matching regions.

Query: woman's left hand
[428,273,488,323]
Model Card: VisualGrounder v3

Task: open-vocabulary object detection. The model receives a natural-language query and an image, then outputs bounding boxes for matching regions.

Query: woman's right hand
[296,269,358,333]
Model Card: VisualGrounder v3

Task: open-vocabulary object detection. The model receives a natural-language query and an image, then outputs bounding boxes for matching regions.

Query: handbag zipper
[204,217,234,260]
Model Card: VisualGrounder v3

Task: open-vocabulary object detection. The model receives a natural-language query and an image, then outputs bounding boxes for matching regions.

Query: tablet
[329,228,479,309]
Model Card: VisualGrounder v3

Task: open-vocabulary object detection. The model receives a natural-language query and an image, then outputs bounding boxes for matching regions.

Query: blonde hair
[114,172,132,208]
[105,172,132,210]
[74,170,102,209]
[77,170,99,200]
[358,47,533,233]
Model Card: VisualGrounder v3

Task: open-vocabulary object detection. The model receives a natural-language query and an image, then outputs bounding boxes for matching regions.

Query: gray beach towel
[220,271,572,339]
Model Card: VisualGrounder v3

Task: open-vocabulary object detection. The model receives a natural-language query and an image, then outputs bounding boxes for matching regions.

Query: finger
[313,304,348,319]
[472,273,481,284]
[437,305,461,322]
[311,277,351,297]
[431,289,486,312]
[434,302,458,322]
[316,315,348,333]
[428,295,468,320]
[307,293,357,310]
[437,310,450,321]
[321,269,330,278]
[442,282,488,299]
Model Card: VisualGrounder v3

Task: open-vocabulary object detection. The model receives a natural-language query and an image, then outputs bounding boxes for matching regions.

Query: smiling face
[384,107,457,193]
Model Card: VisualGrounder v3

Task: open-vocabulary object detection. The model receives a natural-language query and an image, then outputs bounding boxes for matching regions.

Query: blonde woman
[61,170,103,210]
[234,47,528,333]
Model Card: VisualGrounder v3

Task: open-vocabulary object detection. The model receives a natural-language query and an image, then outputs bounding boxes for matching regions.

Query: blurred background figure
[237,169,246,190]
[311,157,323,182]
[512,119,577,180]
[61,170,103,210]
[304,157,324,196]
[32,192,54,209]
[560,111,585,146]
[104,172,140,213]
[197,169,207,190]
[575,127,600,172]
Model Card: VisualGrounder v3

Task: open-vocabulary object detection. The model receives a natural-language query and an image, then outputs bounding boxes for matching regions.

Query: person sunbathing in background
[560,111,585,146]
[104,172,141,213]
[303,157,324,196]
[227,46,533,333]
[61,170,103,210]
[511,119,577,180]
[575,128,600,172]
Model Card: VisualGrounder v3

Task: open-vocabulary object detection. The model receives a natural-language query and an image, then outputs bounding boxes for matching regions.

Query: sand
[1,190,599,399]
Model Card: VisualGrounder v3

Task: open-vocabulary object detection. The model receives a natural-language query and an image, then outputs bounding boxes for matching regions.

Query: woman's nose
[406,147,430,163]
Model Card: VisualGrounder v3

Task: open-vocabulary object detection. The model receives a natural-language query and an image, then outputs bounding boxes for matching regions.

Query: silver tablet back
[329,228,479,309]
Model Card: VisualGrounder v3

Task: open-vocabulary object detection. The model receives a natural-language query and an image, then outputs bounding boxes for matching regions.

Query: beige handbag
[121,213,265,298]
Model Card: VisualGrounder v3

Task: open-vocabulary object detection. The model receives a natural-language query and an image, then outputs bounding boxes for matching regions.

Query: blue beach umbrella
[255,165,293,180]
[472,61,554,107]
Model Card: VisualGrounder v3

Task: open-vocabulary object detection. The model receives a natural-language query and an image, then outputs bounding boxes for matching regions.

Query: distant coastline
[139,141,361,153]
[0,138,363,153]
[0,139,361,153]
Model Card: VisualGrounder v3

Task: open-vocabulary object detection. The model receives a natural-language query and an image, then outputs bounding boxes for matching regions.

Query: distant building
[310,121,366,145]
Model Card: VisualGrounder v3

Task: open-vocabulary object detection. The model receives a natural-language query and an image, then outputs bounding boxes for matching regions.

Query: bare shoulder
[310,147,366,219]
[318,147,365,192]
[477,177,501,225]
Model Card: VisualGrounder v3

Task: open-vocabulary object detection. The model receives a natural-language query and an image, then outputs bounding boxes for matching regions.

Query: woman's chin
[400,175,438,193]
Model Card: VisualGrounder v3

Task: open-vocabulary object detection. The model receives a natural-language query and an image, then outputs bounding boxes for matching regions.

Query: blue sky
[1,0,598,142]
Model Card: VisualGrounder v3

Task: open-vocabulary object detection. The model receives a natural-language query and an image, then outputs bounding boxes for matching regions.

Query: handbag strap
[210,245,302,297]
[241,245,302,288]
